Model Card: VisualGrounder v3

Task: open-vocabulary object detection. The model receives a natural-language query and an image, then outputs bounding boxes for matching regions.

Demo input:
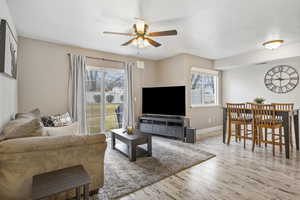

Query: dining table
[222,107,300,159]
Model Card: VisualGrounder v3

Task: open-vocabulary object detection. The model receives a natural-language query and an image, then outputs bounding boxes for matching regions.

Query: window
[191,68,219,106]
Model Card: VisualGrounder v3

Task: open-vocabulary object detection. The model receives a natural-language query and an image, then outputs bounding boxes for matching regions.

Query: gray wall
[223,57,300,107]
[0,0,18,131]
[156,54,223,130]
[17,37,158,120]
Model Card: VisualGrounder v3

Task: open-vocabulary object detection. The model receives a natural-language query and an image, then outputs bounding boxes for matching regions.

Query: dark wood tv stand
[138,115,190,140]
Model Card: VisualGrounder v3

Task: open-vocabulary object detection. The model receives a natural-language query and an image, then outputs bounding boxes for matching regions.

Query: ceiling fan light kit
[135,19,146,34]
[103,19,177,48]
[132,37,151,48]
[263,40,284,50]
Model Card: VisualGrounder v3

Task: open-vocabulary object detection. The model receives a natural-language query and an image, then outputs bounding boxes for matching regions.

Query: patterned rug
[96,136,215,200]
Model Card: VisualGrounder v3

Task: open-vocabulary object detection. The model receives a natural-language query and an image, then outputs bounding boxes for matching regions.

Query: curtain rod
[67,53,125,64]
[86,56,126,64]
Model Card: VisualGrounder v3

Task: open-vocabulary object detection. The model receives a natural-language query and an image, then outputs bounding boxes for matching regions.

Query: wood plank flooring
[119,133,300,200]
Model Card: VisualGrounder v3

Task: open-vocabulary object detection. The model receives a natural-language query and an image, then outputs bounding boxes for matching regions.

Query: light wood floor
[119,133,300,200]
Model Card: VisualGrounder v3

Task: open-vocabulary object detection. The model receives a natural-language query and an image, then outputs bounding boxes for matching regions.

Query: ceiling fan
[103,19,177,48]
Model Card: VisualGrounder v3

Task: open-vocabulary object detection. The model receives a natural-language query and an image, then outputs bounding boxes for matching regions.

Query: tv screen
[142,86,186,116]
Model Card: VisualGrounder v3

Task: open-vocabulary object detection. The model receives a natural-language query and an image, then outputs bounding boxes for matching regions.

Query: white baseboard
[196,125,223,135]
[195,126,222,140]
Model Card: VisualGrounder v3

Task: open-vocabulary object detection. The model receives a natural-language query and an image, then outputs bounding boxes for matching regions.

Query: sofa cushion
[44,122,79,136]
[0,118,42,141]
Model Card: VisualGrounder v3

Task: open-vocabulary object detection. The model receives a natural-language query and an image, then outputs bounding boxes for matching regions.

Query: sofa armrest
[0,134,107,200]
[0,134,106,153]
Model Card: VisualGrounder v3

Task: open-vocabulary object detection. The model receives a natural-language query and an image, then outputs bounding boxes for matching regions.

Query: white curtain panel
[122,62,135,128]
[68,54,88,134]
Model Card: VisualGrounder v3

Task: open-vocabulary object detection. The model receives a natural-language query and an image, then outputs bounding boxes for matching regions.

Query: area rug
[96,136,215,200]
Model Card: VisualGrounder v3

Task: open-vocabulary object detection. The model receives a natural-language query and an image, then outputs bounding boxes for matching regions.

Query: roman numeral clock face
[264,65,299,94]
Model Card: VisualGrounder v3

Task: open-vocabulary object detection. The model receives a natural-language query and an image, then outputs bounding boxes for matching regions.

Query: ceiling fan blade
[103,31,135,36]
[147,30,177,37]
[121,38,136,46]
[145,38,161,47]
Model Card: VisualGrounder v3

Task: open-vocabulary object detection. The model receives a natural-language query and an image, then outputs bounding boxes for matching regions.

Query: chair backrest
[251,104,276,126]
[227,103,249,122]
[271,103,294,111]
[246,102,255,110]
[271,103,294,120]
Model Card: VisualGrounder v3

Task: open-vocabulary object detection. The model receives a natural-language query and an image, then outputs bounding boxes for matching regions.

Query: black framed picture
[0,19,18,79]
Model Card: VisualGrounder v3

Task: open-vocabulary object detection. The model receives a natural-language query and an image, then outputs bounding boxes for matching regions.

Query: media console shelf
[138,115,190,140]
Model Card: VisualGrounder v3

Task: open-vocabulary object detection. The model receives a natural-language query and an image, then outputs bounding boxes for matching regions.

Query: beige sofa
[0,133,107,200]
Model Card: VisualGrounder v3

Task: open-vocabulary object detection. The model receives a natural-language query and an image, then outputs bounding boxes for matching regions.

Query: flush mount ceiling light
[263,40,284,50]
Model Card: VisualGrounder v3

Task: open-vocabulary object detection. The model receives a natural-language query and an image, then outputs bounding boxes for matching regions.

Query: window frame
[190,67,220,108]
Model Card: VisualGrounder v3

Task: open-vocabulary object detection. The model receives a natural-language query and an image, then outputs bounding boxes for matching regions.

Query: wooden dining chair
[227,103,253,148]
[251,104,283,156]
[272,103,294,148]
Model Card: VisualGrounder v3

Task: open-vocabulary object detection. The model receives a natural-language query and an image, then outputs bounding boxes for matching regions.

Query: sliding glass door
[104,69,125,131]
[86,66,125,133]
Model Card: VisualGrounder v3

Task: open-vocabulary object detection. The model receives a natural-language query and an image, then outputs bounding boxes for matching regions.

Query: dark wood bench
[32,165,91,200]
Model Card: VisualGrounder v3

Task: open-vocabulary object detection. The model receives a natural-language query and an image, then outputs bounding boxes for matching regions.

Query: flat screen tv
[142,86,186,116]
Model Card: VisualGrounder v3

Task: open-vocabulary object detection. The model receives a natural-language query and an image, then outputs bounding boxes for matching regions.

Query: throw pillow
[15,108,42,121]
[41,116,55,127]
[50,112,73,127]
[0,118,42,141]
[43,122,79,136]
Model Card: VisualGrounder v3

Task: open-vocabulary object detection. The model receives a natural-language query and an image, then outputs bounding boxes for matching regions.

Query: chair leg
[259,127,262,147]
[227,122,232,145]
[238,125,241,142]
[289,117,293,149]
[290,134,293,149]
[252,127,257,152]
[255,126,259,145]
[235,125,237,142]
[272,128,275,157]
[265,128,268,148]
[235,125,240,142]
[279,127,282,153]
[244,124,246,149]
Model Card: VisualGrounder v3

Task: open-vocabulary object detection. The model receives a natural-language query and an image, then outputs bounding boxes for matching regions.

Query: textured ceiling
[7,0,300,60]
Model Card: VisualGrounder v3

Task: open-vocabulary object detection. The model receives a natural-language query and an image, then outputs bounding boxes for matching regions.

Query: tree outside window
[191,69,218,106]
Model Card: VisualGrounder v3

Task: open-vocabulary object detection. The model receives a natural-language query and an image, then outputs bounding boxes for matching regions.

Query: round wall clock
[264,65,299,94]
